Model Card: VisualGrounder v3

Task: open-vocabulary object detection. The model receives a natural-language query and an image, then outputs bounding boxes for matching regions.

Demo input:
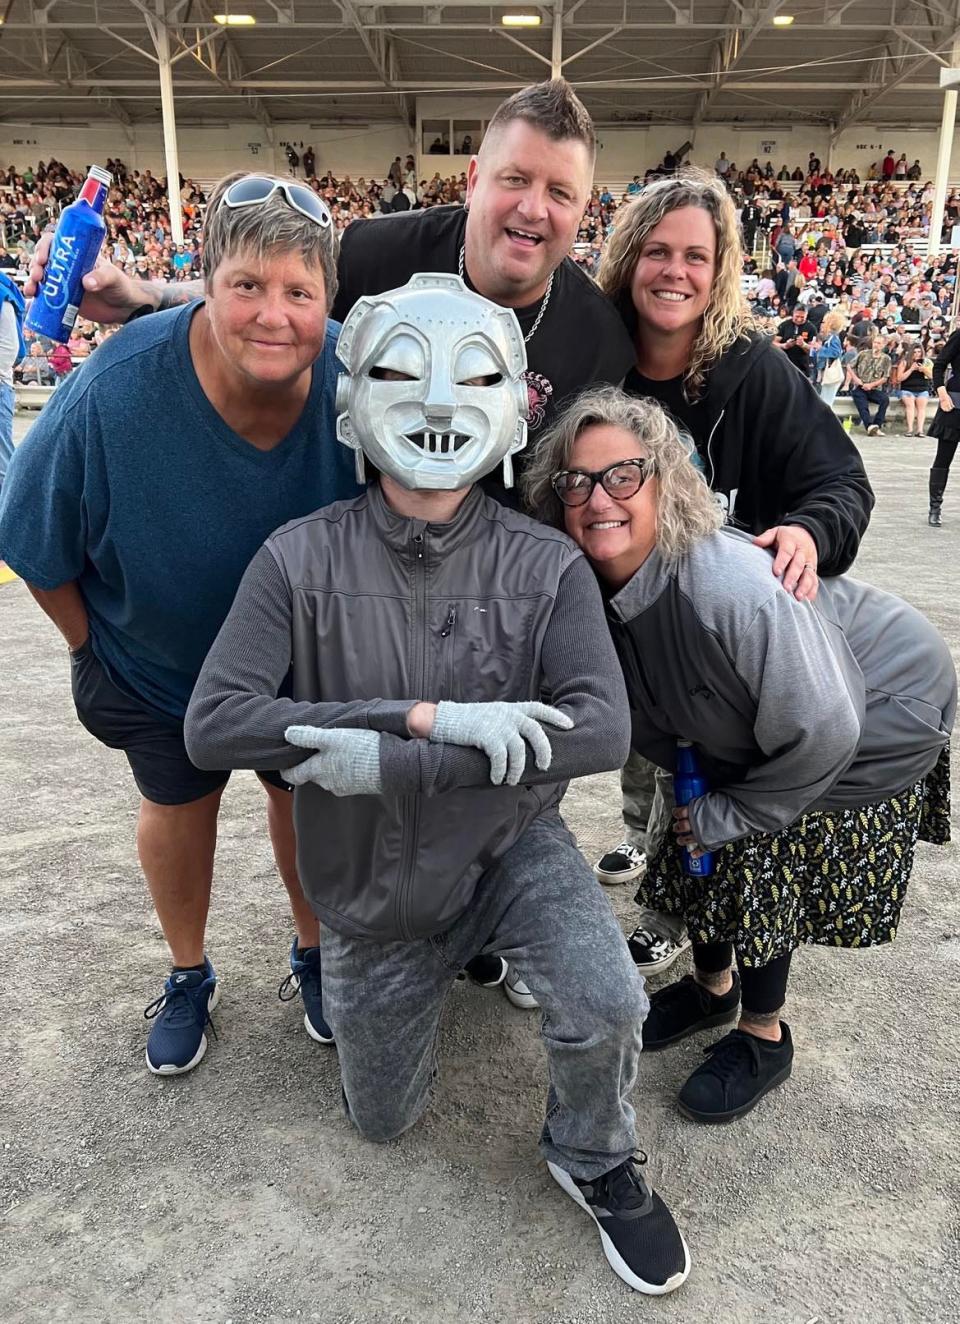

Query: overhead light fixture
[772,14,795,24]
[502,14,542,26]
[214,13,256,24]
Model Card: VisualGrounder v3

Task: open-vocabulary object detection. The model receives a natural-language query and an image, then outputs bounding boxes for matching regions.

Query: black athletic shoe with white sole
[548,1154,690,1295]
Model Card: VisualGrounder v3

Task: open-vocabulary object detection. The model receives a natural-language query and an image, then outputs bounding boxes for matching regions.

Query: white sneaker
[503,965,539,1010]
[593,842,647,886]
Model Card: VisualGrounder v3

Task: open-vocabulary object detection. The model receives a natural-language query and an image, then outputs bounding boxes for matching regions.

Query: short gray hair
[201,171,338,308]
[521,386,723,562]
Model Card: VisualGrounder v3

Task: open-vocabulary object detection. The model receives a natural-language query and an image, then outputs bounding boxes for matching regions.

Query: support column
[153,0,184,245]
[552,1,563,80]
[928,40,960,259]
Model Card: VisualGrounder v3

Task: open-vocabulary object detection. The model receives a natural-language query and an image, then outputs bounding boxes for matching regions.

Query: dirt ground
[1,420,958,1324]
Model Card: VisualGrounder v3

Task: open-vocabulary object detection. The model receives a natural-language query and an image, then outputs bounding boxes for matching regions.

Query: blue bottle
[675,739,714,877]
[25,165,112,342]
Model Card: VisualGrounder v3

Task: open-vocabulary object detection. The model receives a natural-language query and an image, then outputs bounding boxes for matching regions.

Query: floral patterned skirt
[637,745,951,968]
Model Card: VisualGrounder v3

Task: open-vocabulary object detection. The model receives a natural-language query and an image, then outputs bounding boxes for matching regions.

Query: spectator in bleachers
[895,342,933,436]
[48,340,73,383]
[850,333,893,434]
[815,310,847,407]
[17,340,54,386]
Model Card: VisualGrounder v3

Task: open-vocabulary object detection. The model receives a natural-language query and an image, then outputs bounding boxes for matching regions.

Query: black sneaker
[463,952,508,987]
[548,1154,690,1295]
[594,841,646,885]
[642,972,741,1051]
[678,1023,794,1124]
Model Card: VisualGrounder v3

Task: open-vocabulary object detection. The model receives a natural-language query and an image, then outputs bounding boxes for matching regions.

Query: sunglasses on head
[221,176,332,229]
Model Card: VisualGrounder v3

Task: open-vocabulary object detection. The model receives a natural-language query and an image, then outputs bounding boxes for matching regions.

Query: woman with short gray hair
[523,385,954,1125]
[0,170,361,1077]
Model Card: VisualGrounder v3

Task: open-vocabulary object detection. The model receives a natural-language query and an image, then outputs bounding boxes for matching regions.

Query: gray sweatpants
[320,810,648,1181]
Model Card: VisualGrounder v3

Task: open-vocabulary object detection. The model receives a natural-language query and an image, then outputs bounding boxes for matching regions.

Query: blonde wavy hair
[821,309,847,335]
[598,168,755,400]
[521,386,723,563]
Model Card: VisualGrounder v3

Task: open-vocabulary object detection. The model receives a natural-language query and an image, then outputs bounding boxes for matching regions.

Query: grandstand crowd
[2,147,957,400]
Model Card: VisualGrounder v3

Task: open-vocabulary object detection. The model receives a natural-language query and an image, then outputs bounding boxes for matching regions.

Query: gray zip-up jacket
[185,484,630,941]
[607,527,955,852]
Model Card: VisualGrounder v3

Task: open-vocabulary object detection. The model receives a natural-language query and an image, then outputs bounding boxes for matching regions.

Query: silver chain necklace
[458,245,554,345]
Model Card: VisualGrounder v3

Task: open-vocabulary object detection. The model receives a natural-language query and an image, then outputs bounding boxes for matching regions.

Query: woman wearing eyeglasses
[589,170,875,974]
[522,386,954,1125]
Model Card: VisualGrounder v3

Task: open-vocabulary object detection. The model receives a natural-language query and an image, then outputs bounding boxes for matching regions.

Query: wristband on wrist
[126,304,156,322]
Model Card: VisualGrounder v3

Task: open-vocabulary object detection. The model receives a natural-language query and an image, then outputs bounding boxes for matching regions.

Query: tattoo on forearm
[153,279,204,310]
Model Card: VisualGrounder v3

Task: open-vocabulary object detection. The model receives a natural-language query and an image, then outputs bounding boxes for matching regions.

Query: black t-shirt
[776,318,814,373]
[332,206,635,466]
[624,368,705,452]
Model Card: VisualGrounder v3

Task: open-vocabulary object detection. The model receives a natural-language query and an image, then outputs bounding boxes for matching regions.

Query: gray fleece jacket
[185,483,630,942]
[608,527,955,852]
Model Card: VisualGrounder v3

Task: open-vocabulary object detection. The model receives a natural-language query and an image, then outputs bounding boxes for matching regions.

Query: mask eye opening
[456,372,503,387]
[368,365,418,381]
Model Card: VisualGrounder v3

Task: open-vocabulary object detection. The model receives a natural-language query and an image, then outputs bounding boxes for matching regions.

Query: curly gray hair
[521,386,723,562]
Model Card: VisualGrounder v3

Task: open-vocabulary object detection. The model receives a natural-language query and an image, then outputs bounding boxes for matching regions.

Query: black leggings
[691,942,793,1015]
[933,437,959,472]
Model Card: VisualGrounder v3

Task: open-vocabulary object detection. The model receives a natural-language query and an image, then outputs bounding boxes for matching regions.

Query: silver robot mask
[335,273,529,490]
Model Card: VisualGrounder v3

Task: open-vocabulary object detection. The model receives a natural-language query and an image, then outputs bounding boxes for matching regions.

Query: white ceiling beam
[833,15,960,133]
[496,28,553,68]
[0,19,954,32]
[692,0,788,125]
[333,0,414,126]
[561,26,623,69]
[892,25,951,62]
[0,77,940,91]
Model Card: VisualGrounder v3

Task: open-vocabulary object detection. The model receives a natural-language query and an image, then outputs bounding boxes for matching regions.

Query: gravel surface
[1,427,958,1323]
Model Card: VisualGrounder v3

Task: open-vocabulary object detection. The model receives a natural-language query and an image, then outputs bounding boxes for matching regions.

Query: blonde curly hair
[598,168,755,400]
[521,386,723,563]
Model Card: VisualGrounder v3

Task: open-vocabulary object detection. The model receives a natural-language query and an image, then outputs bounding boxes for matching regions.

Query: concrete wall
[0,121,413,182]
[0,114,956,186]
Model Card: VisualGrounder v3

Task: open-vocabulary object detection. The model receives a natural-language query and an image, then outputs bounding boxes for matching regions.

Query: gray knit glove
[282,726,382,796]
[429,701,574,786]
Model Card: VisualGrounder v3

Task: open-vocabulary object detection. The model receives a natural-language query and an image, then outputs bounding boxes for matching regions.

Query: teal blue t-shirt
[0,303,362,718]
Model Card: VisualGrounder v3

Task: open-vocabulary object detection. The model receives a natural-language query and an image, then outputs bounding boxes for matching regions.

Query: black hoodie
[628,331,874,575]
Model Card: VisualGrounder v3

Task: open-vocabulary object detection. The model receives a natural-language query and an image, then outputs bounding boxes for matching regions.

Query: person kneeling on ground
[184,276,691,1296]
[523,386,955,1125]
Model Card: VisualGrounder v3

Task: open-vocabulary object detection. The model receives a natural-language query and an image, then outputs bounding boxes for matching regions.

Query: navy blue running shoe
[279,940,334,1044]
[144,957,220,1076]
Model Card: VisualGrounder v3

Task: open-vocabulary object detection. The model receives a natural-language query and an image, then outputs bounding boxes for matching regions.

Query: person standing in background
[925,326,960,526]
[0,267,24,491]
